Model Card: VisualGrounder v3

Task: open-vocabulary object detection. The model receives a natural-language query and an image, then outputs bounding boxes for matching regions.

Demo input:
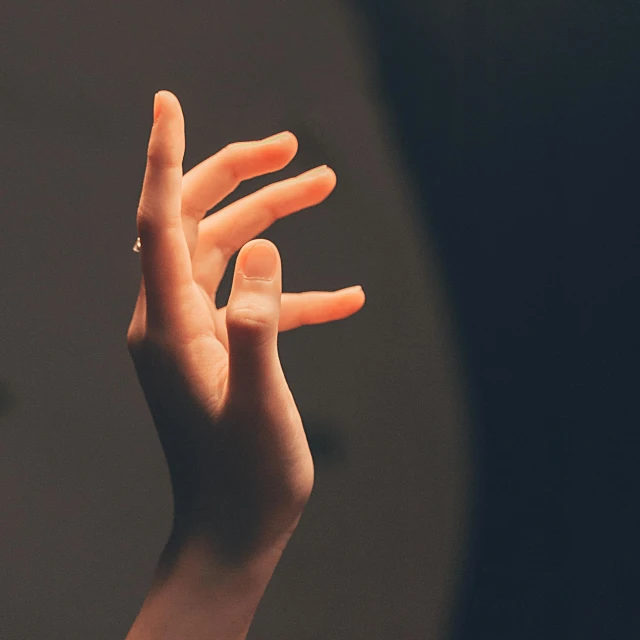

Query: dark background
[352,0,640,637]
[2,0,640,638]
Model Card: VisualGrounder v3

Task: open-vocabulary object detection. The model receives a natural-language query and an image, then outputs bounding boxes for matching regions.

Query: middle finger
[193,165,337,297]
[180,132,299,254]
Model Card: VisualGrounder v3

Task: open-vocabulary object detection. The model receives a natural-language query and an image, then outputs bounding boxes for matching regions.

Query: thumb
[225,239,284,404]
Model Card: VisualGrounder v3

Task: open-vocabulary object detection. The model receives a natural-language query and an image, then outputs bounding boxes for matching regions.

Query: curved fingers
[199,165,335,257]
[180,133,299,256]
[192,166,337,298]
[181,132,298,222]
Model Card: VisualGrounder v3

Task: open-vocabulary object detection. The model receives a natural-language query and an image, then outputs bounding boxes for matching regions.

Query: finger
[225,239,284,407]
[181,131,298,227]
[277,286,366,330]
[193,165,336,297]
[216,286,366,351]
[199,164,335,259]
[181,132,298,258]
[136,90,192,324]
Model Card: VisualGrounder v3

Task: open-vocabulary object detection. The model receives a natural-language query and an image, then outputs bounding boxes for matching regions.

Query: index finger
[136,91,192,322]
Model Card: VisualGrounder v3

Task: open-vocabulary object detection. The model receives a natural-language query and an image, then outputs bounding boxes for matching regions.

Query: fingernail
[262,131,292,143]
[343,285,363,294]
[299,164,329,180]
[242,242,278,281]
[153,92,162,123]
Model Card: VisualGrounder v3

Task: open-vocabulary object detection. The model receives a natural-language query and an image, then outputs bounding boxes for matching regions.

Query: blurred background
[1,1,639,638]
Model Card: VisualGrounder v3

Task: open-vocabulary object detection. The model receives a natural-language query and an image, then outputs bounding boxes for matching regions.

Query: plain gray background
[0,1,470,637]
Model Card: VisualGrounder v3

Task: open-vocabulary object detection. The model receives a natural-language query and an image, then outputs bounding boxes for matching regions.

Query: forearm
[125,531,286,640]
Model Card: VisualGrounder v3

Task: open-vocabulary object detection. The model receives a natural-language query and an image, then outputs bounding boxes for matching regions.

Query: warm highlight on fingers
[180,131,299,223]
[278,287,365,331]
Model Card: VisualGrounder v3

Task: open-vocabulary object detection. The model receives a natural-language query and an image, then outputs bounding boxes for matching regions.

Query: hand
[127,91,365,565]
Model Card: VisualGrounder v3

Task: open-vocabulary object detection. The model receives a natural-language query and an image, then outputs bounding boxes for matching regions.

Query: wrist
[125,530,289,640]
[157,525,290,590]
[166,494,306,571]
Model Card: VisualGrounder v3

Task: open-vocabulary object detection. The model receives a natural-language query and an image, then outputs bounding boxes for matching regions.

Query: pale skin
[125,90,365,639]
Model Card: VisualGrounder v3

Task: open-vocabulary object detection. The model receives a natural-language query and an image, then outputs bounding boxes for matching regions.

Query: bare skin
[125,90,365,639]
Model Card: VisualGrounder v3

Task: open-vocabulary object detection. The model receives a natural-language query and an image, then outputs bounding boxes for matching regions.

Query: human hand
[127,91,365,565]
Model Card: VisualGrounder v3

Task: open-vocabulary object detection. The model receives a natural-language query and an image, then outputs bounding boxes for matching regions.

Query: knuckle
[255,186,281,222]
[217,241,236,263]
[226,308,276,344]
[228,311,272,332]
[147,145,182,170]
[220,144,241,185]
[135,205,183,238]
[135,205,154,232]
[180,199,201,222]
[266,202,279,223]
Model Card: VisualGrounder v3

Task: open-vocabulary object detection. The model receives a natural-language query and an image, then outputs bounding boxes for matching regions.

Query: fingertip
[325,165,337,187]
[274,131,299,162]
[307,166,337,204]
[313,165,337,189]
[261,130,297,147]
[342,285,364,295]
[284,131,299,152]
[148,90,185,164]
[156,89,179,105]
[237,239,281,282]
[343,285,366,308]
[252,131,298,172]
[153,90,184,124]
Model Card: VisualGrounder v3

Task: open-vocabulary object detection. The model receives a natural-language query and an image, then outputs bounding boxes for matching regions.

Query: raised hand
[127,91,365,568]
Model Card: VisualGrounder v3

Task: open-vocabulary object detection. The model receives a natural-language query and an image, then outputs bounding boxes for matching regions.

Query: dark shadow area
[351,0,640,637]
